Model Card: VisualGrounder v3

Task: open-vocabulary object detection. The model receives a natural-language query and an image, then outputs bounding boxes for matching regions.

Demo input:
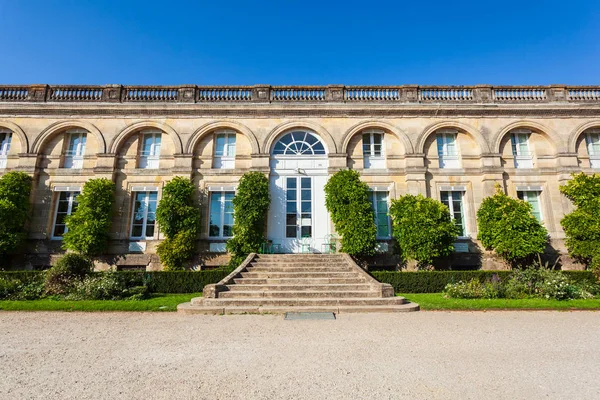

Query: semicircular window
[272,131,326,155]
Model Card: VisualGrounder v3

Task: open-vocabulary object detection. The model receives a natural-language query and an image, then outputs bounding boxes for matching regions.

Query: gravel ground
[1,311,599,400]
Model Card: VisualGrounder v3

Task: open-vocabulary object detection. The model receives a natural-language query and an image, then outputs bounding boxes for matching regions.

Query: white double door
[268,173,329,253]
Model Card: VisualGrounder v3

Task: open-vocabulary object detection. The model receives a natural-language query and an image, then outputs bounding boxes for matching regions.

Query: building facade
[0,84,599,270]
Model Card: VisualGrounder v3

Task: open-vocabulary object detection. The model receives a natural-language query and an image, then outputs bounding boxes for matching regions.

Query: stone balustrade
[0,84,598,104]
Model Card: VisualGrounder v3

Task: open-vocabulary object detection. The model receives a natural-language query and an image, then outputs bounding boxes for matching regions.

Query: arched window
[272,131,326,155]
[0,130,12,169]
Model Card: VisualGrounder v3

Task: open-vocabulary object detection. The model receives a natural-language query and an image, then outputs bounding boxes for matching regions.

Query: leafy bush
[44,253,93,295]
[63,178,115,256]
[156,177,201,271]
[226,172,270,266]
[324,170,377,256]
[389,194,457,268]
[0,172,33,256]
[0,277,19,299]
[443,278,503,299]
[69,272,149,300]
[477,185,548,266]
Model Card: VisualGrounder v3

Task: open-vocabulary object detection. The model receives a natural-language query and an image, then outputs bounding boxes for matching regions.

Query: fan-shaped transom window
[272,131,326,155]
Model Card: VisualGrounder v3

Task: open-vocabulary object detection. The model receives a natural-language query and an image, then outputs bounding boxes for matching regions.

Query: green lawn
[401,293,600,311]
[0,293,202,312]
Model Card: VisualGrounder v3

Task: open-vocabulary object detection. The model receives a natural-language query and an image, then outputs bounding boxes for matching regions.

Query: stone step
[178,302,420,315]
[218,290,378,299]
[240,271,359,279]
[226,284,374,291]
[249,262,349,267]
[255,256,344,261]
[233,277,368,285]
[197,297,408,307]
[246,266,353,273]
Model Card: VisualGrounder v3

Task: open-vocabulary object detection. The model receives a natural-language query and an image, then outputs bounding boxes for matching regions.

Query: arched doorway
[267,130,330,253]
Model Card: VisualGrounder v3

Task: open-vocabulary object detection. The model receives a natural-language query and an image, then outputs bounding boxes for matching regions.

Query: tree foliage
[156,177,201,271]
[63,178,115,256]
[389,194,457,267]
[226,172,270,265]
[477,185,548,265]
[324,170,377,256]
[0,172,33,256]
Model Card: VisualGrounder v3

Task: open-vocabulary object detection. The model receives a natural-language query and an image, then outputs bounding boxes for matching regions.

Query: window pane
[286,190,297,201]
[215,135,226,156]
[301,226,312,238]
[286,226,296,238]
[287,178,296,189]
[286,202,297,214]
[301,189,311,201]
[145,224,155,238]
[131,225,143,237]
[53,225,66,237]
[286,214,296,225]
[209,224,220,237]
[301,201,311,213]
[301,178,311,189]
[223,225,233,237]
[362,134,371,155]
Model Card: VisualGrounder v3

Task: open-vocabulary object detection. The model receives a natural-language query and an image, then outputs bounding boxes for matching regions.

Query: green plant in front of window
[324,170,377,256]
[389,194,457,268]
[0,171,33,258]
[63,178,115,256]
[477,185,548,266]
[155,177,201,271]
[226,172,270,266]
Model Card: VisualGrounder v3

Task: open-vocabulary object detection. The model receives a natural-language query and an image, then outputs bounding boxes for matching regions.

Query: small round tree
[0,171,33,257]
[389,194,457,268]
[324,169,377,256]
[226,172,270,266]
[63,178,115,256]
[156,177,201,271]
[477,185,548,266]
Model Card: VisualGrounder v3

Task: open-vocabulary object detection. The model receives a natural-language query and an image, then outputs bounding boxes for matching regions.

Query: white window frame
[139,131,161,169]
[51,191,79,239]
[436,130,461,168]
[130,191,158,240]
[63,129,87,169]
[585,129,600,169]
[208,191,235,239]
[213,130,236,169]
[440,189,468,238]
[0,130,12,169]
[370,190,391,239]
[362,130,385,169]
[511,129,533,169]
[518,190,543,222]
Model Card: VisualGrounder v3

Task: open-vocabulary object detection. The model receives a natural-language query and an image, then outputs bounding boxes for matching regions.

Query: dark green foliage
[226,172,270,265]
[477,186,548,265]
[0,172,33,256]
[560,173,600,267]
[44,253,93,295]
[63,178,115,256]
[156,177,201,271]
[324,170,377,256]
[389,194,457,267]
[69,272,149,300]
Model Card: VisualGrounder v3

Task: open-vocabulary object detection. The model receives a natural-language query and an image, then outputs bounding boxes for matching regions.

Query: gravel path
[1,311,599,400]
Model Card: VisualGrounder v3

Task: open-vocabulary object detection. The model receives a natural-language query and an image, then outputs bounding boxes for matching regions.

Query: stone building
[0,84,598,270]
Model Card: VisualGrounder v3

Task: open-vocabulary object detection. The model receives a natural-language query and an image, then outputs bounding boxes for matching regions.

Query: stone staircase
[178,253,419,314]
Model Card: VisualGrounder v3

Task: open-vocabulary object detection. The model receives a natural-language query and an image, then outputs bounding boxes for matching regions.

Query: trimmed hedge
[371,270,597,293]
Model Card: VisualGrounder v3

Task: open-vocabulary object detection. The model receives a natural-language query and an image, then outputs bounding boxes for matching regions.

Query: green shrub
[226,172,270,266]
[324,170,377,256]
[156,177,201,271]
[44,253,93,295]
[389,194,457,268]
[0,277,19,299]
[124,269,230,293]
[69,272,149,300]
[477,185,548,266]
[0,172,33,256]
[63,178,115,256]
[443,279,503,299]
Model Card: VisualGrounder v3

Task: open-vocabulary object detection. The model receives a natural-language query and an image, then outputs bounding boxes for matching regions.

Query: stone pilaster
[27,85,48,102]
[102,85,122,102]
[548,85,568,102]
[326,85,345,102]
[177,85,196,103]
[252,85,270,103]
[474,85,493,103]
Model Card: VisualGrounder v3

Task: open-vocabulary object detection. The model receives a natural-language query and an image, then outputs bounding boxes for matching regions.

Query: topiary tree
[389,194,457,268]
[560,173,600,269]
[0,172,33,257]
[63,178,115,256]
[155,177,201,271]
[477,185,548,266]
[226,172,270,266]
[324,169,377,256]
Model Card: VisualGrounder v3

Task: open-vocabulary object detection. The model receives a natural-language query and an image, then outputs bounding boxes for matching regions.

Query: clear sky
[1,0,599,85]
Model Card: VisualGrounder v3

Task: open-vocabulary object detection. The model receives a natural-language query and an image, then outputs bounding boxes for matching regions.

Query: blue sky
[1,0,599,85]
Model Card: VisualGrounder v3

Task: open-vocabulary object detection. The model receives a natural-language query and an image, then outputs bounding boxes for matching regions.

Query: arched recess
[109,120,183,154]
[186,120,259,154]
[341,120,414,154]
[0,120,29,153]
[492,120,563,154]
[416,121,490,154]
[32,120,106,154]
[568,120,600,153]
[263,121,337,154]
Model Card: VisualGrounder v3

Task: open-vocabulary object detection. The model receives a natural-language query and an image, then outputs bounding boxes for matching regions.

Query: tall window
[586,130,600,169]
[64,130,87,169]
[0,131,11,169]
[362,131,384,169]
[436,131,460,168]
[52,191,79,239]
[511,131,533,168]
[370,191,391,238]
[440,191,466,237]
[209,191,234,238]
[139,132,161,169]
[214,131,236,169]
[130,191,157,239]
[518,191,543,222]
